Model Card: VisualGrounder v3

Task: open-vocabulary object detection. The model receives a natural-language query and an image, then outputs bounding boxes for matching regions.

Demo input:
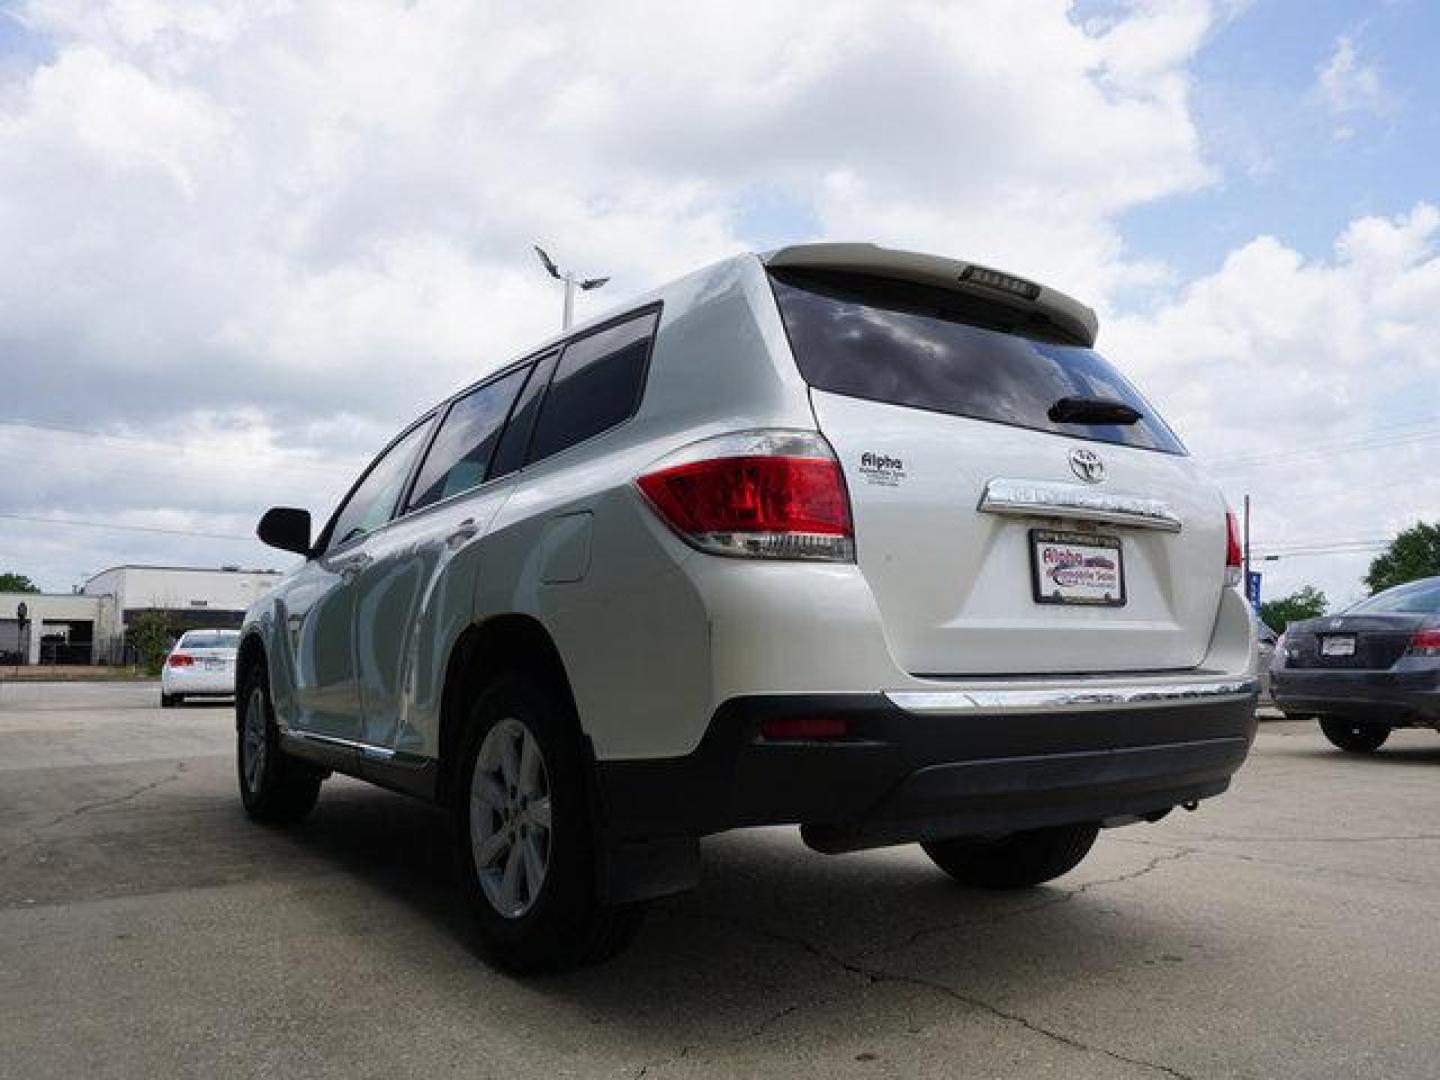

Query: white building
[82,565,283,620]
[0,591,118,666]
[1,565,282,666]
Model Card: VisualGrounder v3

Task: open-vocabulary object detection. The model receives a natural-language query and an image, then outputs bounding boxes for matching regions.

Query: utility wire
[1209,430,1440,474]
[0,419,362,478]
[0,512,253,542]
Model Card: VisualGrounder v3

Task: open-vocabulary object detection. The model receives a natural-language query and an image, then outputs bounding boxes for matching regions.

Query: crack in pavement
[1118,834,1435,889]
[0,766,184,865]
[1168,833,1440,844]
[624,991,802,1076]
[631,1043,691,1079]
[655,850,1202,1080]
[849,847,1196,961]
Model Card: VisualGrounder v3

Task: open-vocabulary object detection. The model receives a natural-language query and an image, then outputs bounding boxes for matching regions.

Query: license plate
[203,659,226,670]
[1321,635,1356,657]
[1030,530,1125,607]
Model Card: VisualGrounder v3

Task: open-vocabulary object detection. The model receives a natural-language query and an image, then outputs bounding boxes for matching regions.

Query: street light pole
[533,246,610,331]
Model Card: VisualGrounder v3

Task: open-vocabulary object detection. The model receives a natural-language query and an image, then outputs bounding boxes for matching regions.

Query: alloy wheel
[470,717,552,918]
[241,686,268,794]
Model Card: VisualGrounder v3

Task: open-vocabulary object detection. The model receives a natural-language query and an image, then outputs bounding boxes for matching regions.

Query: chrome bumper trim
[886,677,1260,716]
[978,478,1183,532]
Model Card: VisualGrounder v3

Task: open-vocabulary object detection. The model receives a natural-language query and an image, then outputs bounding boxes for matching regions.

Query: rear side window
[770,271,1185,454]
[491,351,558,478]
[407,366,530,511]
[527,309,659,463]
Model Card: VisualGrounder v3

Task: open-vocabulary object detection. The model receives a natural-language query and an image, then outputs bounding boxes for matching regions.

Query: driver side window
[326,419,434,552]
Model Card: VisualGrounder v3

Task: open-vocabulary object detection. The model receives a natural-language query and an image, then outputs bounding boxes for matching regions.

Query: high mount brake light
[636,431,854,562]
[1225,511,1243,588]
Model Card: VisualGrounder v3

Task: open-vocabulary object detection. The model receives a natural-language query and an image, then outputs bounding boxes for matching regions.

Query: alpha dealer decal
[858,452,906,487]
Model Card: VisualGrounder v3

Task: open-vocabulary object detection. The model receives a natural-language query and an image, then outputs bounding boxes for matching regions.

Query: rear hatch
[1283,579,1440,669]
[767,261,1229,676]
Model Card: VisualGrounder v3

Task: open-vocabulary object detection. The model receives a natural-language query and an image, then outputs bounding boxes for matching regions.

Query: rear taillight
[168,653,194,667]
[636,430,854,562]
[1407,629,1440,657]
[1225,510,1243,587]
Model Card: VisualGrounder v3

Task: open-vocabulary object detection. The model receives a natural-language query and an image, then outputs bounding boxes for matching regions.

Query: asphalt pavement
[2,681,1438,1079]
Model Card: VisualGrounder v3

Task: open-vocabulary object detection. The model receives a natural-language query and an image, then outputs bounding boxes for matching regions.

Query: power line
[1253,547,1386,560]
[0,419,362,479]
[0,512,254,542]
[1209,427,1440,475]
[1207,414,1440,469]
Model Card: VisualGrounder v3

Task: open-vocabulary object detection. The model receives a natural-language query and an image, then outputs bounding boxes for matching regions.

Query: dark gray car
[1271,576,1440,752]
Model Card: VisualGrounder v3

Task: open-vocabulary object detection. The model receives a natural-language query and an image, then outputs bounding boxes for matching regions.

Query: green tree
[129,611,177,676]
[1365,522,1440,594]
[0,572,40,593]
[1260,585,1328,631]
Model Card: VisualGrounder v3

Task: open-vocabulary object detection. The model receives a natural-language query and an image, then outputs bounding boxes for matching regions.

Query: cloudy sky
[1,0,1437,611]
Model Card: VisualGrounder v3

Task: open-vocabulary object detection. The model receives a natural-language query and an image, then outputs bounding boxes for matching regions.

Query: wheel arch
[235,630,268,732]
[437,613,582,808]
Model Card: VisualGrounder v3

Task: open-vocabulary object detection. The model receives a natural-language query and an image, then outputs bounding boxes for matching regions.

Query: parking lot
[0,682,1436,1079]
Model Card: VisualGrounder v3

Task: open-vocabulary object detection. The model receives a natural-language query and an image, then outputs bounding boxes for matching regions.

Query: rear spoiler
[763,242,1099,348]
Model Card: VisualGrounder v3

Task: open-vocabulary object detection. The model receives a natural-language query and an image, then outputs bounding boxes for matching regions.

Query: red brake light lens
[637,431,854,561]
[1225,510,1243,587]
[1407,629,1440,656]
[168,653,194,667]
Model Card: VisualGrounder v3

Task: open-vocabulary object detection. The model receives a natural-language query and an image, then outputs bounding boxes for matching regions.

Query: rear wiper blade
[1048,396,1143,426]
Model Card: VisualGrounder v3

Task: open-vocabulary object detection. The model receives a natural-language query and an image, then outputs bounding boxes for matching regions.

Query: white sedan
[160,629,240,707]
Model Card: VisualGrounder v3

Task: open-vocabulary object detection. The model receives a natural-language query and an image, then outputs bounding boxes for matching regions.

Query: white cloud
[1105,204,1440,608]
[1316,34,1393,138]
[0,0,1433,608]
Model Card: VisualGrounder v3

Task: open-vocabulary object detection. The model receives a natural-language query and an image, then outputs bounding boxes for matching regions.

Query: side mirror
[257,507,312,556]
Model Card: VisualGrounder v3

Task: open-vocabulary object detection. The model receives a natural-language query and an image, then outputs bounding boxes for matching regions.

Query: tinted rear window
[1348,578,1440,614]
[527,309,658,463]
[770,271,1185,454]
[179,632,238,649]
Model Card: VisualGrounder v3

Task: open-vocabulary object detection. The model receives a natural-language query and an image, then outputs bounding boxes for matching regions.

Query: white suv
[237,243,1258,971]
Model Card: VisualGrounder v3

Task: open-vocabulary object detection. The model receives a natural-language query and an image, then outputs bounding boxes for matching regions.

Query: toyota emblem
[1069,447,1105,483]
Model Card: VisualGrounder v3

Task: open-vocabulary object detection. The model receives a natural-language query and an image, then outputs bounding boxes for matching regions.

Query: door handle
[335,552,373,582]
[446,519,478,547]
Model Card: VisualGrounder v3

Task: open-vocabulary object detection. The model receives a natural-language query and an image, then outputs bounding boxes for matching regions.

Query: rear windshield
[1347,578,1440,615]
[179,631,239,650]
[770,270,1185,454]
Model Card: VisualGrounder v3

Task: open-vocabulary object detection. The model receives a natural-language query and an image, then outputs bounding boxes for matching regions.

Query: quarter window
[408,367,530,512]
[527,310,658,463]
[326,419,434,551]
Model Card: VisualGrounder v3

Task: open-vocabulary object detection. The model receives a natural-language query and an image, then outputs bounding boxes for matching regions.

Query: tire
[160,692,176,709]
[454,671,642,973]
[237,658,322,824]
[923,822,1100,889]
[1319,718,1390,754]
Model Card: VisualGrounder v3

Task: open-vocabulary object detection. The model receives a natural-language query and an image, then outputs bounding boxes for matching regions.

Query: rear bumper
[1270,665,1440,723]
[597,677,1258,847]
[161,668,237,695]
